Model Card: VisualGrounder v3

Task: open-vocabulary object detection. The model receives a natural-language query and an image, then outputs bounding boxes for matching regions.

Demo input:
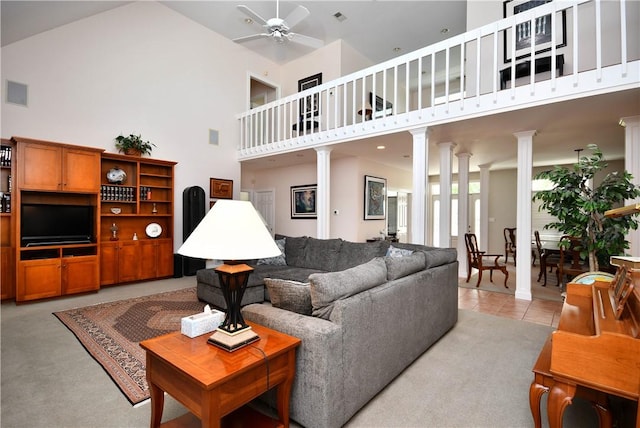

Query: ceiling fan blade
[233,33,271,43]
[237,5,268,26]
[288,32,324,49]
[283,5,310,29]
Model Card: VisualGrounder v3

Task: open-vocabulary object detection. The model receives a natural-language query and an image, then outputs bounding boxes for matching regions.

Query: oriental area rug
[53,287,205,405]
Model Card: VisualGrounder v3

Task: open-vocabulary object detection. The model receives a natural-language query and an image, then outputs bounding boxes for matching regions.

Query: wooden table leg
[529,378,549,428]
[548,382,576,428]
[148,379,165,428]
[274,349,296,428]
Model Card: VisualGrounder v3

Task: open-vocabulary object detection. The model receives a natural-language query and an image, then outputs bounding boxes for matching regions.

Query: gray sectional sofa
[197,236,458,428]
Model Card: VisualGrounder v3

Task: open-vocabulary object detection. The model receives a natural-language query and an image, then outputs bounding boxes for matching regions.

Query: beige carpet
[459,261,565,302]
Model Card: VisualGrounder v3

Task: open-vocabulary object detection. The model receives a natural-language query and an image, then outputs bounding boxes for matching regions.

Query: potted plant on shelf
[114,134,156,156]
[532,144,640,272]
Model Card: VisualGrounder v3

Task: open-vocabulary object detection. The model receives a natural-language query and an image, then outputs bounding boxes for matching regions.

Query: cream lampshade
[178,200,280,351]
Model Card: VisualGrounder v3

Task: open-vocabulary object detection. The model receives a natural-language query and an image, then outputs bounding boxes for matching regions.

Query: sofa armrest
[242,304,345,428]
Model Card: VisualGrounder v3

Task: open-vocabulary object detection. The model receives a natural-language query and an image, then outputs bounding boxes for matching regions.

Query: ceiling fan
[233,0,324,48]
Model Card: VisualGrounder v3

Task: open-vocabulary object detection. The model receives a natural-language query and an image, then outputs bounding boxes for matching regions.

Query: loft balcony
[236,0,639,161]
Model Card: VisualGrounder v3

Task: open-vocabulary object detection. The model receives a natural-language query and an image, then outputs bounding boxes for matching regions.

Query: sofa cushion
[423,247,458,268]
[261,267,325,282]
[257,238,286,266]
[386,244,414,257]
[385,252,426,280]
[302,237,342,271]
[336,240,388,271]
[284,236,308,267]
[264,278,312,315]
[309,257,387,320]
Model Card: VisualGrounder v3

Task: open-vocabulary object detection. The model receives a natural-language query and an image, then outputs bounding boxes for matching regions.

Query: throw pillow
[257,238,286,266]
[264,278,312,315]
[386,245,413,257]
[385,252,426,280]
[309,257,387,320]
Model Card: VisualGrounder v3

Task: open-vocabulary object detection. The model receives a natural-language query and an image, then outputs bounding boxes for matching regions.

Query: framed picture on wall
[503,0,566,63]
[364,175,386,220]
[291,184,317,219]
[298,73,322,118]
[210,178,233,199]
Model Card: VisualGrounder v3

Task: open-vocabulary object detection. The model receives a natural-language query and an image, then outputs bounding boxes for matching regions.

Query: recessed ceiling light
[440,28,449,34]
[393,47,401,52]
[245,18,253,24]
[377,145,386,150]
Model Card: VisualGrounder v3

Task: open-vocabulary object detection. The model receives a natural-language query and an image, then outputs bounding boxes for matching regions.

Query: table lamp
[178,200,281,351]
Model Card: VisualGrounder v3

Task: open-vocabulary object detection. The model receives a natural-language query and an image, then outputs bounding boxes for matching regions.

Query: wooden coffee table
[140,322,301,428]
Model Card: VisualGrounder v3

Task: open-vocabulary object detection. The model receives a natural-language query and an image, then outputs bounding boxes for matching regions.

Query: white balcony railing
[237,0,639,160]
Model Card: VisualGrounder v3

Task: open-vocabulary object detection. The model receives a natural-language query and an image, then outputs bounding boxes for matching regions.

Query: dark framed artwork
[364,175,386,220]
[209,178,233,199]
[291,184,317,219]
[369,92,393,118]
[298,73,322,119]
[503,0,566,63]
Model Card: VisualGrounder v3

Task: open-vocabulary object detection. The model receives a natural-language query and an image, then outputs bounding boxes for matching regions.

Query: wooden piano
[532,257,640,427]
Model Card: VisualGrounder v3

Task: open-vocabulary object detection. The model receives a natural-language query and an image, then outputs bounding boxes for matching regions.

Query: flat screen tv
[21,204,94,247]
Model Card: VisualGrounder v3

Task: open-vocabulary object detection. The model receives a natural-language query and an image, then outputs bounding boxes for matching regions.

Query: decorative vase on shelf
[106,166,127,184]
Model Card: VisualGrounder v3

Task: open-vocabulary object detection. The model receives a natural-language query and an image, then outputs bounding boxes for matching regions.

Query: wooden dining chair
[464,233,509,288]
[503,227,517,265]
[534,230,559,286]
[557,235,589,287]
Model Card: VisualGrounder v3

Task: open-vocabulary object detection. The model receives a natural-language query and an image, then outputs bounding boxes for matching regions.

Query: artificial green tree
[533,144,640,272]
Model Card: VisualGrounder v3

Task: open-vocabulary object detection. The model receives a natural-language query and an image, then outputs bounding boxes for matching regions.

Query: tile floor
[458,287,563,328]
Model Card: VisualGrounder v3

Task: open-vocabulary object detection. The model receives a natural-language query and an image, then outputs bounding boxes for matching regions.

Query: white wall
[1,2,280,250]
[242,154,412,242]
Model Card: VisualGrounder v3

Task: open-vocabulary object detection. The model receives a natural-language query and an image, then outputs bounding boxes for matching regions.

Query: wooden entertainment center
[0,137,176,302]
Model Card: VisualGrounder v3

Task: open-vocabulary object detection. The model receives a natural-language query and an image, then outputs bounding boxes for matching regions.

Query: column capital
[314,146,333,154]
[513,130,537,139]
[456,151,472,159]
[409,126,429,137]
[478,163,492,170]
[619,116,640,127]
[437,141,456,149]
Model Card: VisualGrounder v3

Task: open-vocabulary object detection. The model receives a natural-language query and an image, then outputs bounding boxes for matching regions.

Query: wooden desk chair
[557,235,589,287]
[503,227,517,264]
[534,231,560,286]
[464,233,509,288]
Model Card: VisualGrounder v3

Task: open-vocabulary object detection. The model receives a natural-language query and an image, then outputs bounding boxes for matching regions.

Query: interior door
[253,189,276,237]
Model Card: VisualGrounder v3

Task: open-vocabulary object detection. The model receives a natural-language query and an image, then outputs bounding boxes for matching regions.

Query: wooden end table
[140,322,301,428]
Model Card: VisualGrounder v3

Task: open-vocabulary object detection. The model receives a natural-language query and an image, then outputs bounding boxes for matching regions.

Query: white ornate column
[438,142,456,248]
[315,146,332,239]
[620,116,640,255]
[514,131,535,301]
[410,127,429,244]
[478,163,492,250]
[456,151,471,277]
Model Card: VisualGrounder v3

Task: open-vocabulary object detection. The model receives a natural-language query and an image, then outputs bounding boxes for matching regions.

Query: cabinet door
[138,240,158,281]
[119,241,140,283]
[1,246,15,300]
[62,255,99,295]
[17,259,61,301]
[100,242,119,286]
[63,148,100,192]
[156,239,174,278]
[19,143,62,190]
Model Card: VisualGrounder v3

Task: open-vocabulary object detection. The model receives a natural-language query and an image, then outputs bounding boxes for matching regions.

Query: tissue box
[181,308,225,338]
